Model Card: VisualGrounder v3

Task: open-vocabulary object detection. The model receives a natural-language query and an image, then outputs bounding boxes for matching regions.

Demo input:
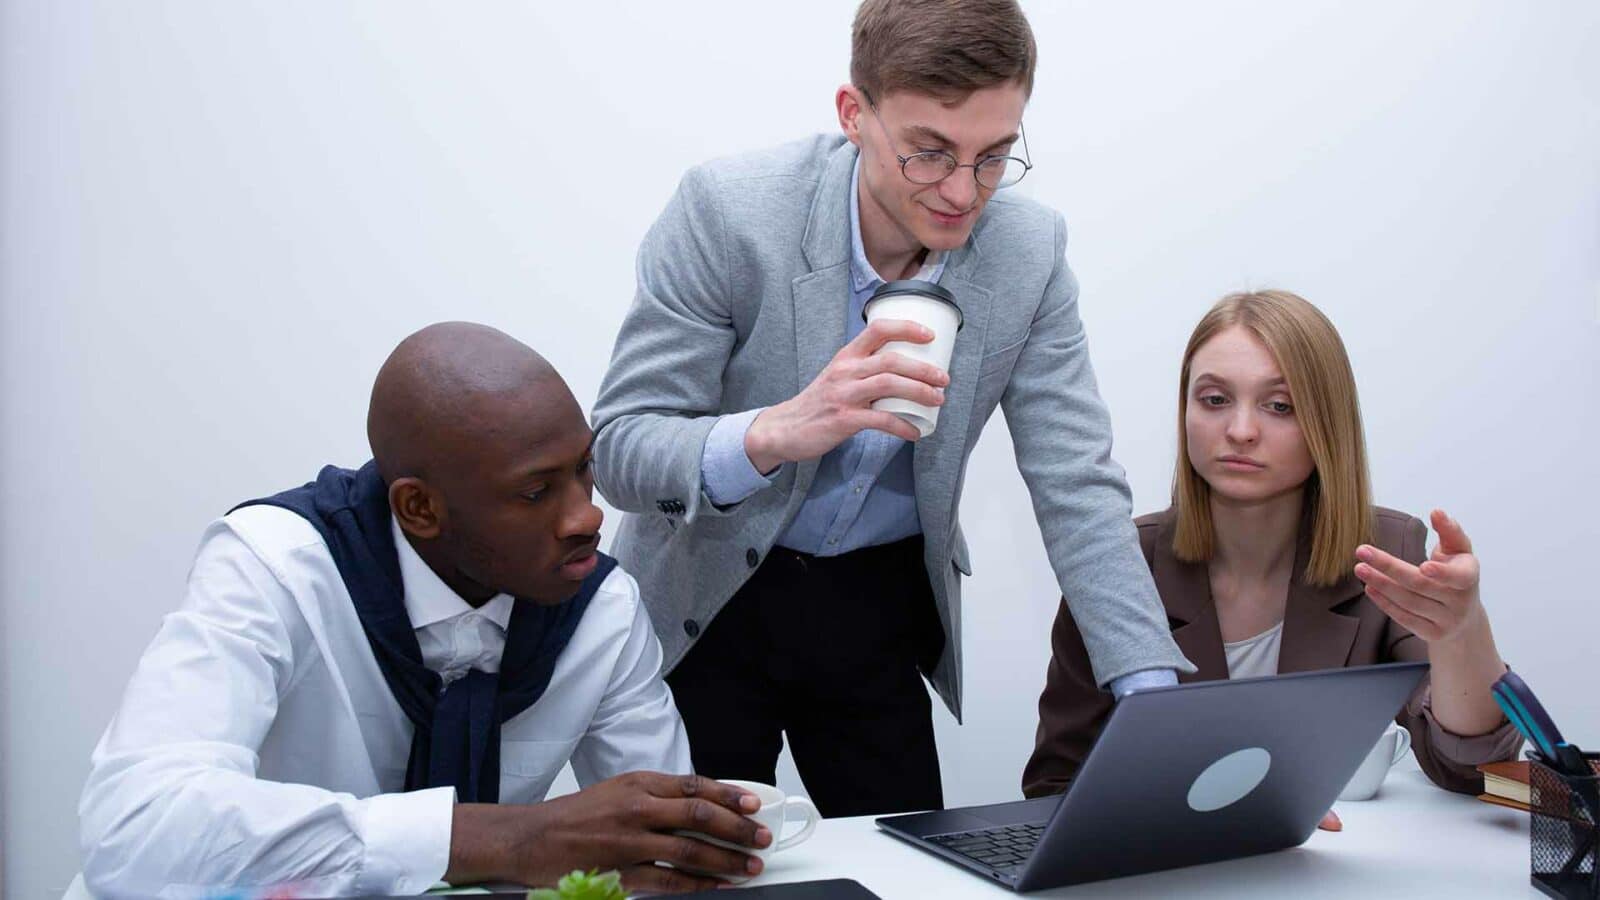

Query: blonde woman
[1022,290,1520,825]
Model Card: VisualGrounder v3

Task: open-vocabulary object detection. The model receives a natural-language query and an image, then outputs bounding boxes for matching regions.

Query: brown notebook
[1477,760,1530,810]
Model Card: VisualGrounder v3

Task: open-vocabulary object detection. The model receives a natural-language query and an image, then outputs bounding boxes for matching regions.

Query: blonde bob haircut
[1171,290,1375,587]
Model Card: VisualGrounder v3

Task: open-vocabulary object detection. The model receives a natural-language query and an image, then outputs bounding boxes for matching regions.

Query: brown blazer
[1022,506,1522,798]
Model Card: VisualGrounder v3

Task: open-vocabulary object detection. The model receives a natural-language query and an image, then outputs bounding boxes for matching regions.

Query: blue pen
[1497,672,1567,746]
[1492,682,1555,758]
[1491,690,1535,750]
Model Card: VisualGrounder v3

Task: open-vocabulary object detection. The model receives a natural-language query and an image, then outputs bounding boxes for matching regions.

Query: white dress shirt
[80,505,691,899]
[394,516,515,686]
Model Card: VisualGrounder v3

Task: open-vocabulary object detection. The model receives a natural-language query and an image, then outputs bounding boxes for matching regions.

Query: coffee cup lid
[862,279,963,331]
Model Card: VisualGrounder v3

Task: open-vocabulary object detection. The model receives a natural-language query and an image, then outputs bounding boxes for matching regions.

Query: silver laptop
[877,662,1427,891]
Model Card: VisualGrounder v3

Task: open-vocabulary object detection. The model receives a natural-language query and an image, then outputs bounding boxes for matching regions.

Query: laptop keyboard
[928,822,1045,872]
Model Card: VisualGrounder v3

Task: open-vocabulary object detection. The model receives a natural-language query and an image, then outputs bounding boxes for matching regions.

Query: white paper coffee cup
[861,279,963,438]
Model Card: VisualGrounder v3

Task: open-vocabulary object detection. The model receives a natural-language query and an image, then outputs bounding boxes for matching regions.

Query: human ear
[389,477,443,541]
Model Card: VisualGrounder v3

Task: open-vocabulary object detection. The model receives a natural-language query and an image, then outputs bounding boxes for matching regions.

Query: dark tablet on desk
[676,879,882,898]
[344,878,882,899]
[342,894,528,899]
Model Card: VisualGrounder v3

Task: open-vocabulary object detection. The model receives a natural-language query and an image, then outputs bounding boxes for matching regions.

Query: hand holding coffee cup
[674,780,821,884]
[861,280,963,438]
[743,301,951,473]
[1338,723,1413,801]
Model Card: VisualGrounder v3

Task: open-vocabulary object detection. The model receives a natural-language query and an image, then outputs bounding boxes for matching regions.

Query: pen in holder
[1530,750,1600,899]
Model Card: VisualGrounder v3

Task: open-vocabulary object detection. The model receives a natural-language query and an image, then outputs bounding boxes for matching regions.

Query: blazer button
[684,619,700,638]
[745,548,759,568]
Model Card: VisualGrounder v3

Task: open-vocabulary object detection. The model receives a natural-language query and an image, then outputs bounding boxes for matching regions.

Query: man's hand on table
[445,772,771,893]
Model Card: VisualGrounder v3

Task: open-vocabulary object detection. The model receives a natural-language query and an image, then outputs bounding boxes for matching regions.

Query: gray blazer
[592,135,1191,719]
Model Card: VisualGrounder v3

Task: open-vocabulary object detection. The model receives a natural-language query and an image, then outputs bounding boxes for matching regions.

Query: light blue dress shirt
[699,158,944,556]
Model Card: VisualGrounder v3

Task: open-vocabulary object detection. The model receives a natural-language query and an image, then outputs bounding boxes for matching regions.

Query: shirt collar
[849,155,947,293]
[391,515,514,632]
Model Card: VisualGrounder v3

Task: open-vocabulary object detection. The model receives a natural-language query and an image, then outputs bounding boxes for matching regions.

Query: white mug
[677,779,821,884]
[862,281,963,438]
[1338,724,1412,801]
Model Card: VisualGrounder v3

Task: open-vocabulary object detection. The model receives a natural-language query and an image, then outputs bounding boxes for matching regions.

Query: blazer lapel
[786,141,859,500]
[799,141,857,274]
[912,258,990,549]
[1277,522,1364,673]
[1149,516,1230,681]
[789,267,849,499]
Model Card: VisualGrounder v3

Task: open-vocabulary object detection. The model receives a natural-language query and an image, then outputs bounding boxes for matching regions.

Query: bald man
[80,323,770,898]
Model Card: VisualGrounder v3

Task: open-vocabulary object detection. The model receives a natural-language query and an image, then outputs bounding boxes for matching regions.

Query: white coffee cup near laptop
[1338,723,1412,801]
[677,779,821,884]
[862,279,963,438]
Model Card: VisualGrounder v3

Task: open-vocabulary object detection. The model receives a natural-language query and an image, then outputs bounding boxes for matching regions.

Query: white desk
[739,767,1536,898]
[63,767,1539,898]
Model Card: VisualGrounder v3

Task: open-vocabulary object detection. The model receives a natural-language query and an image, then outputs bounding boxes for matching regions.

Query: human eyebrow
[903,124,956,148]
[518,463,561,481]
[516,433,595,481]
[978,133,1021,156]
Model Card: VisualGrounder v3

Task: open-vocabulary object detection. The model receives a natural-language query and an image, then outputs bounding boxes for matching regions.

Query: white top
[1223,620,1285,679]
[79,505,690,900]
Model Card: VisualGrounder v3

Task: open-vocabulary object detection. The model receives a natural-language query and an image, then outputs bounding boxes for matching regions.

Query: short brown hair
[1172,290,1376,587]
[851,0,1038,101]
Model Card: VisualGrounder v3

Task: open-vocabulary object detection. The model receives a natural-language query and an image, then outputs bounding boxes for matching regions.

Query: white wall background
[3,1,1597,896]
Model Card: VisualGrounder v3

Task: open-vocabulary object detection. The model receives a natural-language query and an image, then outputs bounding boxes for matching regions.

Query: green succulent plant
[526,868,628,900]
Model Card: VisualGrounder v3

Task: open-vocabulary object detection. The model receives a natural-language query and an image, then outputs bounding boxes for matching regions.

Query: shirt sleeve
[700,408,777,507]
[1109,668,1179,698]
[590,165,744,524]
[999,211,1194,685]
[568,571,693,784]
[78,520,454,899]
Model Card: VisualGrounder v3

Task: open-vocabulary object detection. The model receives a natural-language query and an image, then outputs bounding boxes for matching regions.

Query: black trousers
[667,535,946,819]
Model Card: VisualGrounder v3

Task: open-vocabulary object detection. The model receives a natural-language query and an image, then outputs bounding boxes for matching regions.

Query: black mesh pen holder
[1531,752,1600,899]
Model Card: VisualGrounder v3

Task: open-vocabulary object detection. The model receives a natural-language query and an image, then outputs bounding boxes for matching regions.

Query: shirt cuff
[1409,681,1524,766]
[700,408,776,506]
[1111,668,1179,699]
[356,786,455,896]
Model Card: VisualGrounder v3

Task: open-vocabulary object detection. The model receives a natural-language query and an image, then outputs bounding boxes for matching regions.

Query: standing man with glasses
[592,0,1193,818]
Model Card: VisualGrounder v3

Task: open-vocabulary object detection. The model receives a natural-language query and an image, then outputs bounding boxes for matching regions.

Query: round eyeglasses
[861,88,1033,191]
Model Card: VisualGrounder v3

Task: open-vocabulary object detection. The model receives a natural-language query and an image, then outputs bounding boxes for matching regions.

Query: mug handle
[1391,726,1413,765]
[776,796,821,852]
